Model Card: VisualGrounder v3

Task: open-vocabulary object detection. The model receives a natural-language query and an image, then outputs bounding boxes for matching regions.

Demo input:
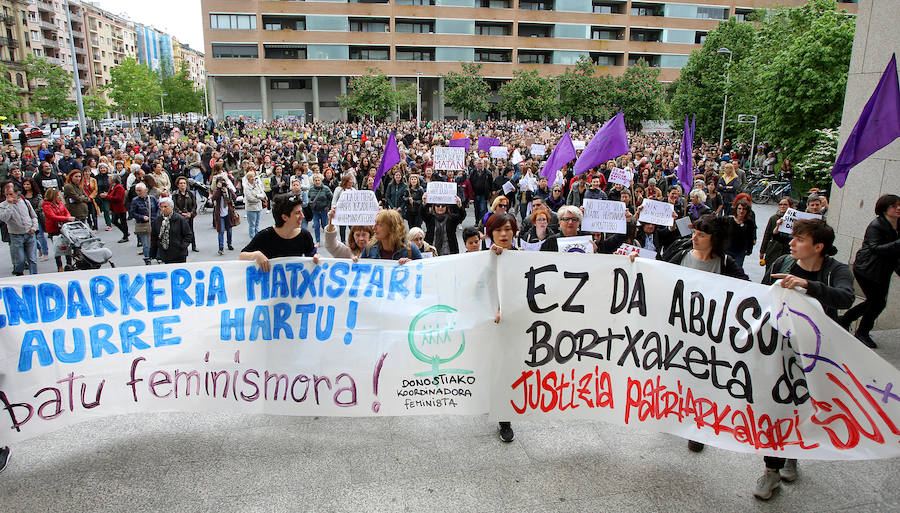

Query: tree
[557,56,618,122]
[614,60,667,130]
[668,18,758,140]
[24,55,76,121]
[337,68,399,120]
[395,81,417,120]
[82,93,109,121]
[107,57,162,118]
[795,128,838,190]
[161,61,203,114]
[498,69,557,120]
[443,62,490,119]
[0,63,22,121]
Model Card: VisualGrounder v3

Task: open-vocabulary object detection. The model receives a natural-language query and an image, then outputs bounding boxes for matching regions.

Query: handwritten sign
[556,235,595,253]
[778,208,823,234]
[433,147,465,171]
[582,199,626,234]
[608,167,633,187]
[426,181,458,204]
[530,144,546,156]
[638,199,675,227]
[675,216,693,237]
[490,146,508,159]
[501,181,515,195]
[519,239,546,252]
[614,242,657,259]
[333,190,379,226]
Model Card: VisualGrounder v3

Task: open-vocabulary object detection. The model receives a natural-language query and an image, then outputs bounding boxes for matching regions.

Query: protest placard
[608,167,633,187]
[490,146,508,159]
[556,235,595,253]
[582,199,627,234]
[530,144,546,156]
[614,242,657,259]
[573,140,586,150]
[778,208,823,234]
[511,149,524,165]
[638,199,675,227]
[333,190,379,226]
[426,181,458,204]
[433,147,465,171]
[518,239,545,252]
[675,216,693,237]
[502,181,515,195]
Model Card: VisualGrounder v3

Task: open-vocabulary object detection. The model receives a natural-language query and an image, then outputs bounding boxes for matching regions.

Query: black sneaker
[117,237,129,243]
[688,440,705,452]
[856,333,877,349]
[498,422,514,443]
[0,446,9,474]
[136,240,143,247]
[227,245,234,251]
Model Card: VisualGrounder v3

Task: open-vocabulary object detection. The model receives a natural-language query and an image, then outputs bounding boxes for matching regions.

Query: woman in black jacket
[405,174,426,230]
[422,196,466,255]
[839,194,900,348]
[724,197,757,269]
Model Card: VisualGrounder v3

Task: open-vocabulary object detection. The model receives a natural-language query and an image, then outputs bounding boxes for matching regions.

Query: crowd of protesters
[0,117,897,498]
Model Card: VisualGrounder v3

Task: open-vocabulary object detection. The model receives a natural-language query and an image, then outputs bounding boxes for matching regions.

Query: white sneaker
[753,470,781,500]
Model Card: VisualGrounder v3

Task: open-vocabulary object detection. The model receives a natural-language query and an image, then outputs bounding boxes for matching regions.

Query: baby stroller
[53,221,115,270]
[189,178,211,215]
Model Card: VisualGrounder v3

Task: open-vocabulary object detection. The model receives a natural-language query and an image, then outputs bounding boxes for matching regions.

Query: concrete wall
[830,0,900,329]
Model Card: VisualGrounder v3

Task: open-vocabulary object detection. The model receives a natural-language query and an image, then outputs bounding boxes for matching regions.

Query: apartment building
[136,23,174,73]
[1,0,31,120]
[174,41,206,91]
[82,2,138,94]
[26,0,89,92]
[201,0,858,122]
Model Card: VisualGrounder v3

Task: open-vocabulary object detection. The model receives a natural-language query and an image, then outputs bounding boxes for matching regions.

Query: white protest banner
[511,149,524,165]
[530,144,546,156]
[556,236,595,254]
[779,208,823,234]
[5,255,900,461]
[333,190,379,226]
[638,199,675,227]
[433,147,465,171]
[675,216,693,237]
[518,239,545,252]
[582,199,627,234]
[614,242,657,260]
[490,146,508,159]
[502,181,516,196]
[573,141,586,150]
[426,181,458,204]
[608,168,633,187]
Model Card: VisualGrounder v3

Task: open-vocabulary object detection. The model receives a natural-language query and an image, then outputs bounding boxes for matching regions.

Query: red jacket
[42,200,71,235]
[107,183,127,214]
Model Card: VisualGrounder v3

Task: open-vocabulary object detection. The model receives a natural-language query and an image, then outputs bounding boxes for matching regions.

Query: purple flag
[832,54,900,188]
[449,138,470,149]
[541,131,576,183]
[373,132,401,190]
[573,111,629,175]
[676,114,695,189]
[478,136,500,152]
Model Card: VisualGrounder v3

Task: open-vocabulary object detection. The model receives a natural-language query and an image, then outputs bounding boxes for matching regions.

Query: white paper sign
[608,168,633,187]
[502,181,515,195]
[433,146,465,171]
[520,176,537,192]
[573,141,586,150]
[426,181,458,204]
[333,190,379,226]
[556,235,595,253]
[490,146,508,159]
[675,216,693,237]
[638,199,675,227]
[614,242,657,260]
[420,252,433,259]
[778,208,823,234]
[530,144,546,156]
[511,149,524,165]
[582,199,626,234]
[519,239,546,252]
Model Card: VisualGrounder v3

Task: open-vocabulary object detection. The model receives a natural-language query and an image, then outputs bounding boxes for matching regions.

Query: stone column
[207,76,218,120]
[260,76,271,122]
[312,76,320,122]
[437,77,445,121]
[390,76,398,121]
[340,76,348,121]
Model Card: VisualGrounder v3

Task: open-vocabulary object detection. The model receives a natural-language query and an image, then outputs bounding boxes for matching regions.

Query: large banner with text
[1,252,899,461]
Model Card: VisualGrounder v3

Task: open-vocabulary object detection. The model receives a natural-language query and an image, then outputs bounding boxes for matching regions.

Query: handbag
[134,221,150,234]
[231,211,241,226]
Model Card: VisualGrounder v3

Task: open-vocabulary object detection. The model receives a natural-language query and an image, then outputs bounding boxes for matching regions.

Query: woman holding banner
[240,193,316,272]
[422,195,465,256]
[360,209,422,262]
[322,206,372,259]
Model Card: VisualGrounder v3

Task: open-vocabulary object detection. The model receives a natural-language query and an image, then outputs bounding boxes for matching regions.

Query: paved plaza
[1,203,899,512]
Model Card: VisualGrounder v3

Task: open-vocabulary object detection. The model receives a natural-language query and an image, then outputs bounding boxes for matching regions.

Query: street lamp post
[737,114,758,161]
[64,0,86,135]
[717,47,733,149]
[160,92,167,120]
[416,72,423,128]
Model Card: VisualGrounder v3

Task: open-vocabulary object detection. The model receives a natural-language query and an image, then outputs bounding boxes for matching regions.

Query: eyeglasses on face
[560,217,579,223]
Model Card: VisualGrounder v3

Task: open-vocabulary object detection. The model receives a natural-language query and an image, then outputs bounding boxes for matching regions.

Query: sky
[90,0,204,50]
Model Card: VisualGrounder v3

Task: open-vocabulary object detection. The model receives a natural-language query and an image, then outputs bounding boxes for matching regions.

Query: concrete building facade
[201,0,858,122]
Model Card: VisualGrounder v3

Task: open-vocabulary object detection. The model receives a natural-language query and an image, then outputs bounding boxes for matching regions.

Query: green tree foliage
[107,58,162,117]
[795,128,838,190]
[395,81,417,119]
[669,19,757,140]
[557,56,618,122]
[82,93,109,121]
[0,63,22,120]
[498,69,557,120]
[24,55,76,121]
[337,68,399,120]
[615,60,667,130]
[161,61,204,114]
[443,62,490,119]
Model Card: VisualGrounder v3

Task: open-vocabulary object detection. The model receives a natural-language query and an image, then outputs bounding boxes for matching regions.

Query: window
[271,79,306,90]
[395,20,434,33]
[518,51,551,64]
[696,6,728,20]
[264,46,306,59]
[518,24,552,37]
[520,0,553,9]
[210,14,257,30]
[592,1,623,14]
[475,48,511,62]
[475,23,510,36]
[211,43,258,59]
[349,19,389,32]
[630,29,661,42]
[479,0,510,7]
[591,27,621,40]
[396,47,434,61]
[350,46,389,60]
[263,16,306,31]
[395,0,435,4]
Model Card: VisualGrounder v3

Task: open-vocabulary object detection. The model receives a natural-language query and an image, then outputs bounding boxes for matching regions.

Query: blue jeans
[137,233,150,262]
[474,196,488,225]
[218,223,233,250]
[312,209,328,242]
[36,223,49,256]
[247,210,261,239]
[11,232,37,275]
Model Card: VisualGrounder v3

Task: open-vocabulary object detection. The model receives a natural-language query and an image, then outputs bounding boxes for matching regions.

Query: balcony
[1,14,15,25]
[74,45,86,55]
[39,19,57,31]
[45,56,61,66]
[41,37,58,48]
[36,0,54,13]
[71,26,84,39]
[0,37,18,48]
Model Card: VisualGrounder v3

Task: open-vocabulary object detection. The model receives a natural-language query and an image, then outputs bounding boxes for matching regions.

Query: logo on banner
[408,305,471,377]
